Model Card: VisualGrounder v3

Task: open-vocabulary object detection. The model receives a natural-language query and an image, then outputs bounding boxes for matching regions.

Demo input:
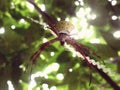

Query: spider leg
[30,38,58,64]
[75,45,93,85]
[29,38,58,75]
[75,43,93,85]
[27,0,58,36]
[68,38,104,64]
[77,43,101,58]
[65,38,94,85]
[77,42,106,64]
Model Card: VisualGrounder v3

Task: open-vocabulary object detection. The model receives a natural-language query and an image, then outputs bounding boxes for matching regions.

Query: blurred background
[0,0,120,90]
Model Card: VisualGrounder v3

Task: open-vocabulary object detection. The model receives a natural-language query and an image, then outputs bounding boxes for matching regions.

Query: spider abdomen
[55,21,74,34]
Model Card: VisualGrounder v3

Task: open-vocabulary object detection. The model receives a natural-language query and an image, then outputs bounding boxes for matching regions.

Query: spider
[28,0,100,66]
[27,1,102,84]
[30,20,100,65]
[26,2,104,82]
[26,0,120,89]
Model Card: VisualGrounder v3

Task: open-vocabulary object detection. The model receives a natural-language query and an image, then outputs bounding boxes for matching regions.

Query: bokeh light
[50,52,55,56]
[7,80,14,90]
[11,25,16,29]
[113,31,120,38]
[19,18,25,23]
[111,15,118,20]
[0,27,5,34]
[39,4,46,11]
[44,63,60,74]
[56,73,64,80]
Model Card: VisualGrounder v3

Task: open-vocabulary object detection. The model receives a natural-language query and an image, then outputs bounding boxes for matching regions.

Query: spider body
[55,21,75,34]
[55,21,75,45]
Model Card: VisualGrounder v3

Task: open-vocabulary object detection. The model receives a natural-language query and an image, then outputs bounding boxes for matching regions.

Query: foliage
[0,0,120,90]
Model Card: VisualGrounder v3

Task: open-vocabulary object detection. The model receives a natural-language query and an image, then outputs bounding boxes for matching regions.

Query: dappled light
[56,73,64,81]
[50,86,57,90]
[0,0,120,90]
[118,51,120,55]
[39,4,46,11]
[50,51,55,56]
[90,38,100,44]
[19,18,26,23]
[111,15,118,20]
[74,0,84,6]
[68,68,73,72]
[7,80,14,90]
[111,0,117,6]
[11,25,16,30]
[44,63,60,74]
[26,1,35,12]
[42,38,48,43]
[0,27,5,34]
[113,30,120,38]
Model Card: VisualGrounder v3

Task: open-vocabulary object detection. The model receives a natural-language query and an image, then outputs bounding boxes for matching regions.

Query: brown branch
[93,65,120,90]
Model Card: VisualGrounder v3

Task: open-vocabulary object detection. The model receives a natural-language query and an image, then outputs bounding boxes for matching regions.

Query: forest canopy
[0,0,120,90]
